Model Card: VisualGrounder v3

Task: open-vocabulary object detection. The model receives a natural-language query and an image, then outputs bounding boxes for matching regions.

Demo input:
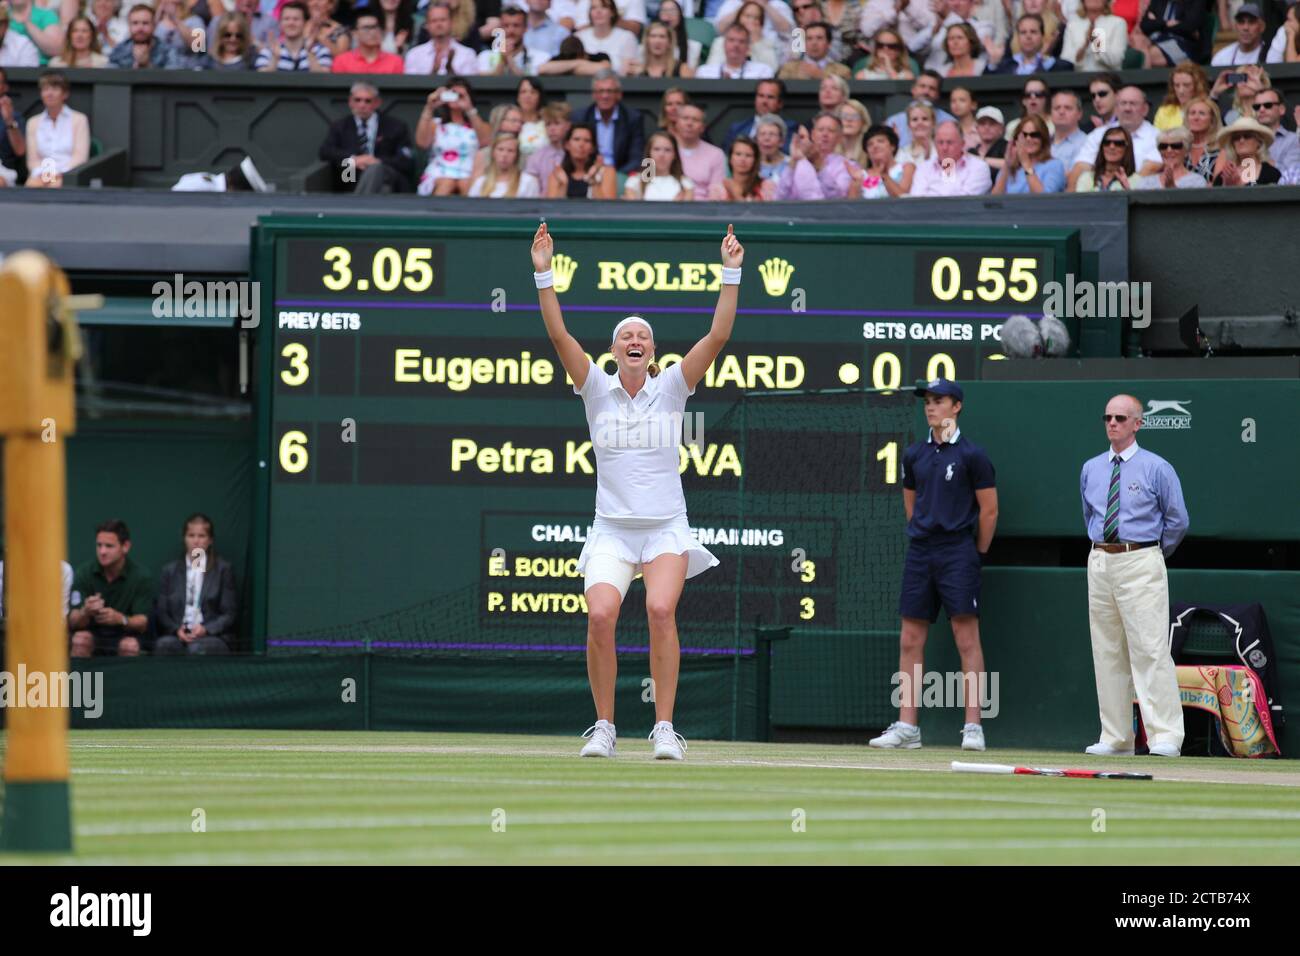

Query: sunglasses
[1253,101,1281,109]
[1157,142,1184,151]
[1231,132,1256,141]
[222,30,241,37]
[1019,130,1042,139]
[1091,89,1113,99]
[1102,139,1126,147]
[1102,414,1129,423]
[1024,90,1047,99]
[876,40,902,49]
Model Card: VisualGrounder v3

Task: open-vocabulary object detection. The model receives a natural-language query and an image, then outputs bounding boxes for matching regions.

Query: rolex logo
[552,253,578,294]
[758,257,795,297]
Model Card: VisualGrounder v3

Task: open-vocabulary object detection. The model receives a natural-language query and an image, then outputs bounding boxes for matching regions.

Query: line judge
[1080,394,1189,758]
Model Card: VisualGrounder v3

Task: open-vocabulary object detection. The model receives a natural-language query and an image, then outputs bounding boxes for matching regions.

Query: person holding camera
[415,76,490,195]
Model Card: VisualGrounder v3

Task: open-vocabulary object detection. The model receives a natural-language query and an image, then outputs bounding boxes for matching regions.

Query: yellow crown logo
[758,257,795,297]
[552,254,578,294]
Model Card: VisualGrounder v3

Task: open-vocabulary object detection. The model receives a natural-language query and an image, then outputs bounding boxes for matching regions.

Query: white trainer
[868,721,921,749]
[1148,742,1180,757]
[580,720,617,758]
[1084,741,1134,757]
[961,723,986,751]
[649,721,686,760]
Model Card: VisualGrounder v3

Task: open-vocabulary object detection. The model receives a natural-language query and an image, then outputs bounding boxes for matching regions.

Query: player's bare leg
[585,584,622,722]
[642,552,689,759]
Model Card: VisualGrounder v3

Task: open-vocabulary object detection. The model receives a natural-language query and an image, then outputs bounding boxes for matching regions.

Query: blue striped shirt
[1080,442,1189,556]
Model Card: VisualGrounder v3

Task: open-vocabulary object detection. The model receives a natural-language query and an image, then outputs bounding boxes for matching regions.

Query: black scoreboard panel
[250,217,1080,648]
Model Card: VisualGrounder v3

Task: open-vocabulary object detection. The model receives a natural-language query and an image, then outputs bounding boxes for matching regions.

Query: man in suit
[577,70,644,174]
[722,78,796,152]
[318,81,414,193]
[986,13,1072,74]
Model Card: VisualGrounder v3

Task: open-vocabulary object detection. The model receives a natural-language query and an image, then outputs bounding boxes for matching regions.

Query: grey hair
[592,68,621,88]
[1157,125,1192,149]
[754,112,786,136]
[350,81,380,99]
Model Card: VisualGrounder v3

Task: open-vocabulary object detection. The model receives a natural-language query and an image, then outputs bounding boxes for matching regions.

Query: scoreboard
[249,216,1080,648]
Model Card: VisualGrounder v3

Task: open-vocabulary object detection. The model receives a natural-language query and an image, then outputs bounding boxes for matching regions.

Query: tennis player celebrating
[531,222,744,760]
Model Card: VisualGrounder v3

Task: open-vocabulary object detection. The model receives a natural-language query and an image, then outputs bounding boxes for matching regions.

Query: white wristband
[534,270,554,289]
[721,266,742,286]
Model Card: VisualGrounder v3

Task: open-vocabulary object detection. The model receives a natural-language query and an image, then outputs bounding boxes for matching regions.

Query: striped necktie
[1103,455,1121,543]
[356,118,372,155]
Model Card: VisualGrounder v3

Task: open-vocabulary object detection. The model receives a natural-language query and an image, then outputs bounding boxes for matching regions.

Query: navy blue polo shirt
[901,428,996,539]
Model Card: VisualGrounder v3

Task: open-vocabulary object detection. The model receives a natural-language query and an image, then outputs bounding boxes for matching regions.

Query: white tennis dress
[573,356,719,583]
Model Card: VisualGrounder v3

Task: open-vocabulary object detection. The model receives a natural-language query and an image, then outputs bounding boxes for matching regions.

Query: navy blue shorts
[898,533,981,622]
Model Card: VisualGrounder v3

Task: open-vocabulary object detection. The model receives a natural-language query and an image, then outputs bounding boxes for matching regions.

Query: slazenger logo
[1142,399,1191,430]
[50,886,151,936]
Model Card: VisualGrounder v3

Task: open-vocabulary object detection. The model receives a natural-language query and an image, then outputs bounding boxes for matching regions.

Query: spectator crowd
[1,0,1298,191]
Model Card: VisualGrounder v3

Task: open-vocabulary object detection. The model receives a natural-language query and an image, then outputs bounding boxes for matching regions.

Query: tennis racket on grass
[951,761,1153,780]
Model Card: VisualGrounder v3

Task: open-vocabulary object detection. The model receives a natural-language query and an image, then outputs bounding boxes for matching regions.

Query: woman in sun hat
[1211,116,1281,186]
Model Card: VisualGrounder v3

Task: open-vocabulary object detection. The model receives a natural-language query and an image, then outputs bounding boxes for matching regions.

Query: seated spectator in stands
[568,0,648,37]
[471,103,523,180]
[836,99,870,167]
[479,6,552,74]
[1006,76,1053,141]
[991,113,1064,193]
[468,132,541,195]
[885,71,953,148]
[713,134,768,200]
[5,0,62,65]
[1215,63,1269,124]
[924,0,998,71]
[49,17,108,67]
[1134,0,1203,67]
[948,85,979,148]
[415,78,488,195]
[255,2,332,71]
[207,0,277,52]
[1085,72,1121,131]
[405,3,478,74]
[854,27,915,79]
[626,20,695,76]
[89,0,129,53]
[988,13,1070,72]
[655,0,702,69]
[624,128,695,199]
[447,0,487,51]
[754,112,790,181]
[1,7,41,68]
[777,21,846,78]
[1183,95,1222,180]
[860,0,936,64]
[1013,0,1061,57]
[968,104,1006,171]
[723,79,792,151]
[658,86,687,138]
[577,70,644,172]
[1074,126,1135,190]
[204,12,259,70]
[153,514,237,657]
[1071,85,1159,188]
[523,0,569,57]
[154,0,208,64]
[937,21,985,76]
[697,21,775,76]
[111,4,186,67]
[524,99,571,184]
[716,0,794,53]
[333,12,405,71]
[538,33,611,73]
[546,122,616,197]
[575,0,637,72]
[320,80,413,191]
[671,101,724,197]
[775,112,856,198]
[704,1,776,71]
[1212,3,1266,66]
[1049,90,1087,170]
[0,67,25,186]
[851,122,913,197]
[0,559,75,620]
[305,0,351,59]
[1212,116,1281,185]
[1133,125,1207,188]
[1265,1,1298,64]
[899,99,937,164]
[817,72,849,114]
[1251,88,1296,174]
[514,76,547,155]
[1061,0,1126,72]
[910,119,991,195]
[24,71,88,188]
[68,519,152,658]
[373,0,415,55]
[1153,62,1207,130]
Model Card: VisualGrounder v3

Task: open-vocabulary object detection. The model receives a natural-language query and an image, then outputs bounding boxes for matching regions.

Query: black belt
[1092,541,1158,554]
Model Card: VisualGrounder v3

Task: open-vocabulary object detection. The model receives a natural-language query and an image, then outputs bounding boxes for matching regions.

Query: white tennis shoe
[961,723,986,751]
[1147,742,1180,757]
[649,721,686,760]
[580,720,617,758]
[868,721,922,749]
[1084,741,1134,757]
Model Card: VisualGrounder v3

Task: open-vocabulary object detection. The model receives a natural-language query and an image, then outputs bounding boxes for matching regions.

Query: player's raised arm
[679,224,744,392]
[532,223,589,391]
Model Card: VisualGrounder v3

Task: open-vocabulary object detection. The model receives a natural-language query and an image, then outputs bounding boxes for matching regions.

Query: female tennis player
[531,221,744,760]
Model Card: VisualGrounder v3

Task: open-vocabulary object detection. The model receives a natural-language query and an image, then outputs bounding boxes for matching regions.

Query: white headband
[610,315,654,347]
